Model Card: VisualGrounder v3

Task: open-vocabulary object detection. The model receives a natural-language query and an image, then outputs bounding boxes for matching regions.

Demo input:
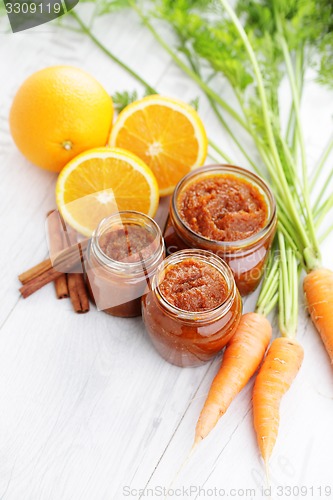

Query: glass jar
[164,165,277,295]
[86,211,165,317]
[142,249,242,367]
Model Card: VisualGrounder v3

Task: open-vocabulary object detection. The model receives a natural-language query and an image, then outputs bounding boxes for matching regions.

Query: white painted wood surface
[1,7,333,500]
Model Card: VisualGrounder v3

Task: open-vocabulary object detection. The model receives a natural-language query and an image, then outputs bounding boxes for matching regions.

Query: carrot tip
[264,460,270,488]
[193,435,202,448]
[190,443,198,456]
[166,446,197,498]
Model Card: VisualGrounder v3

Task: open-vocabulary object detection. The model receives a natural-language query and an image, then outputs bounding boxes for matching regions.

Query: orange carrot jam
[86,213,165,318]
[159,258,228,312]
[142,250,242,367]
[99,224,156,263]
[178,174,268,242]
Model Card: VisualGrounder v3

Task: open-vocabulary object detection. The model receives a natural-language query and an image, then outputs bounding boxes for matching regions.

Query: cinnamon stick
[58,216,90,313]
[54,274,69,299]
[47,210,70,299]
[18,239,89,287]
[20,268,63,298]
[46,209,65,256]
[18,208,60,289]
[67,273,90,313]
[19,259,53,285]
[19,244,90,305]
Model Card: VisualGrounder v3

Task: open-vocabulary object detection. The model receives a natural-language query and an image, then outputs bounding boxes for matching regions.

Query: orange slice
[109,95,208,195]
[55,147,159,236]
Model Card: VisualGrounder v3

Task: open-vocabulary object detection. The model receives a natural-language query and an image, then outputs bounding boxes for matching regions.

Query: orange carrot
[303,267,333,364]
[253,337,304,464]
[194,312,272,446]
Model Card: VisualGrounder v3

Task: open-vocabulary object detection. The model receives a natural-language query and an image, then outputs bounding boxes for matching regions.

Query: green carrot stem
[219,0,282,178]
[285,98,296,149]
[310,136,333,188]
[263,274,279,309]
[278,231,289,336]
[178,48,245,166]
[232,87,278,178]
[254,147,281,186]
[293,259,300,333]
[277,210,303,251]
[207,96,259,170]
[287,46,304,161]
[182,50,261,171]
[277,216,298,250]
[88,1,99,30]
[292,46,304,161]
[319,222,333,243]
[207,150,223,164]
[277,221,303,263]
[288,248,299,335]
[208,139,233,163]
[57,22,85,34]
[315,193,333,226]
[278,32,320,259]
[276,121,308,225]
[178,39,200,75]
[256,244,279,316]
[261,284,279,316]
[278,233,299,338]
[262,292,279,316]
[278,265,285,335]
[313,165,333,210]
[256,260,279,315]
[276,130,299,189]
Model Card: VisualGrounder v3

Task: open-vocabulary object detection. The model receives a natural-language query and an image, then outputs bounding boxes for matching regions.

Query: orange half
[109,95,208,195]
[55,147,159,236]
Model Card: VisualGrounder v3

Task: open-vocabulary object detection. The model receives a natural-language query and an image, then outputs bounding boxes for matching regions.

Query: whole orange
[9,66,114,172]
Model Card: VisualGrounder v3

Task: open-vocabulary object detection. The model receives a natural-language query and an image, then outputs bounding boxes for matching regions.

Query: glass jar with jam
[86,211,165,317]
[142,249,242,367]
[164,165,277,295]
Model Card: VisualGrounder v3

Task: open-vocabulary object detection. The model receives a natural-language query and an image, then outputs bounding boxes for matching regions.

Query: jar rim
[91,210,165,275]
[171,164,277,250]
[152,249,237,321]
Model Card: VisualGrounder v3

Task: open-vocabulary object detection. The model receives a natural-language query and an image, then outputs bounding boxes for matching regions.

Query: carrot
[252,234,303,467]
[303,267,333,364]
[194,312,272,446]
[253,337,304,465]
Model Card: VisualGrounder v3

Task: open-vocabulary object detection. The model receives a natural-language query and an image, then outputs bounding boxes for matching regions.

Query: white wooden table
[1,7,333,500]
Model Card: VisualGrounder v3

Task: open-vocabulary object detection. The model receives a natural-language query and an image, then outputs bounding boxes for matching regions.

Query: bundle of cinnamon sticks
[18,211,90,313]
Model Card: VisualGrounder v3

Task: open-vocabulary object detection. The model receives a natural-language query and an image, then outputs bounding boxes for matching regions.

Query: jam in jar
[86,211,165,317]
[164,165,277,295]
[142,249,242,367]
